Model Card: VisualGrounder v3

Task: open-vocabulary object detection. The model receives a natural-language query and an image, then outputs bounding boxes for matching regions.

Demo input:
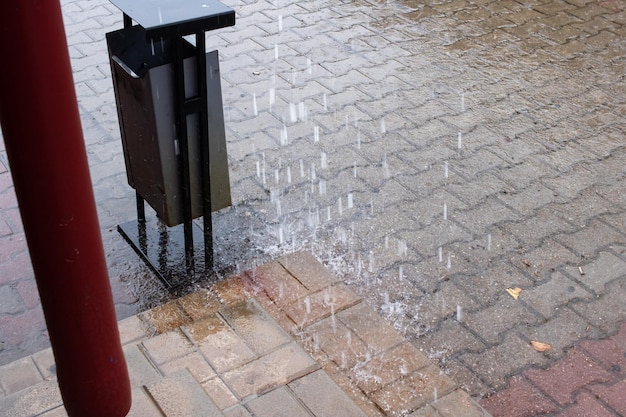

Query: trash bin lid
[109,0,235,39]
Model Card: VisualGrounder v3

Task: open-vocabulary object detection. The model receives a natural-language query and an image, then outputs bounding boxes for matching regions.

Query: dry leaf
[506,287,522,300]
[530,341,551,352]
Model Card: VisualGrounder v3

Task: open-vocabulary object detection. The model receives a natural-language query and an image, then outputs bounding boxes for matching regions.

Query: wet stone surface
[0,1,625,415]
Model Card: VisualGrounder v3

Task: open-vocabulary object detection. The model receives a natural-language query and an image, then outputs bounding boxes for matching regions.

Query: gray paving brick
[247,387,311,417]
[0,356,42,396]
[562,251,626,295]
[222,342,318,399]
[0,379,62,417]
[146,369,223,417]
[290,369,367,417]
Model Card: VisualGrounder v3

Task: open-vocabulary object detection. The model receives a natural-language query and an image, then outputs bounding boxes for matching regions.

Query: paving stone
[369,364,457,417]
[338,301,405,353]
[414,318,487,359]
[305,315,369,370]
[582,320,626,370]
[521,308,600,359]
[123,344,162,388]
[142,301,192,335]
[244,262,309,307]
[32,348,56,381]
[247,386,311,417]
[519,271,594,319]
[479,375,559,417]
[289,369,367,417]
[0,285,25,315]
[558,391,616,417]
[556,219,626,258]
[177,290,222,321]
[0,356,43,396]
[463,294,542,345]
[126,387,163,417]
[159,351,216,383]
[220,299,291,355]
[562,251,626,295]
[570,278,626,333]
[588,378,626,416]
[431,389,491,417]
[146,369,223,417]
[117,315,150,345]
[0,379,62,417]
[282,283,361,328]
[222,342,318,399]
[202,377,239,410]
[460,332,549,390]
[222,406,253,417]
[524,347,613,406]
[185,314,256,373]
[353,342,431,395]
[278,250,341,290]
[141,329,195,366]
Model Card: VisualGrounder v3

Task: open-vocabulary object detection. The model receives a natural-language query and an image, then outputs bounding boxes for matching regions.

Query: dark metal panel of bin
[106,25,231,227]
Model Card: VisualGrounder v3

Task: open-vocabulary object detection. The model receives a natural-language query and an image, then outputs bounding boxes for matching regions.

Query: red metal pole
[0,1,131,416]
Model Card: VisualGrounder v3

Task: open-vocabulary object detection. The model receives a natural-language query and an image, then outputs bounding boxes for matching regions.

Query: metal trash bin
[106,25,231,227]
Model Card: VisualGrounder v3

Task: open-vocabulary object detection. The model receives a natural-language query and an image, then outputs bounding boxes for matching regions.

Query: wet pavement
[1,0,625,415]
[0,252,490,416]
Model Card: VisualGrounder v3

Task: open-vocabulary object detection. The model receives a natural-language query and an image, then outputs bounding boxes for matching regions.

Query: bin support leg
[174,37,196,273]
[196,31,214,269]
[0,1,131,416]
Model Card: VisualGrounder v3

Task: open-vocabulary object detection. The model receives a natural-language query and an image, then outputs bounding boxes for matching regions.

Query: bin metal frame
[107,0,235,289]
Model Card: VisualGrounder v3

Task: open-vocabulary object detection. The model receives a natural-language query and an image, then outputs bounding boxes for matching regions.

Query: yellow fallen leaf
[506,287,522,300]
[530,341,551,352]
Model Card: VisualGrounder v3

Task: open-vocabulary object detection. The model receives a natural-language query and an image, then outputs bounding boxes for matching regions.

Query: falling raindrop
[446,253,451,270]
[384,236,389,249]
[274,44,279,60]
[381,118,386,134]
[256,161,261,177]
[443,203,448,220]
[319,179,326,195]
[338,198,343,216]
[457,131,463,149]
[150,38,155,55]
[399,265,403,280]
[287,166,292,183]
[356,130,361,150]
[158,7,163,23]
[456,305,463,322]
[323,93,328,111]
[327,206,331,221]
[274,169,280,184]
[438,246,443,262]
[353,162,357,178]
[280,124,288,146]
[298,102,307,121]
[307,58,312,74]
[300,159,305,177]
[310,164,316,180]
[313,125,320,142]
[304,296,311,314]
[278,15,283,32]
[278,222,284,243]
[321,152,328,169]
[444,161,449,179]
[487,233,492,251]
[368,251,374,273]
[290,103,297,123]
[253,93,258,116]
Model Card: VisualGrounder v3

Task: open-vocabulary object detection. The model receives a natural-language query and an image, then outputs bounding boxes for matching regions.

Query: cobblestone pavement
[0,0,625,414]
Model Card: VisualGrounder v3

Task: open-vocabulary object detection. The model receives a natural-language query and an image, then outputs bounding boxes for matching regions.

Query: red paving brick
[480,375,559,417]
[589,379,626,416]
[556,392,615,417]
[524,348,614,407]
